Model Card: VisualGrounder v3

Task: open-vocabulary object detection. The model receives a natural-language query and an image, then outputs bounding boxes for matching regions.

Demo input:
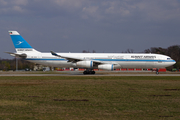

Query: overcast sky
[1,0,180,58]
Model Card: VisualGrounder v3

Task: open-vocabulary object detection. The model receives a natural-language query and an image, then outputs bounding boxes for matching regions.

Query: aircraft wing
[50,51,83,62]
[50,51,122,68]
[50,51,102,63]
[5,52,27,58]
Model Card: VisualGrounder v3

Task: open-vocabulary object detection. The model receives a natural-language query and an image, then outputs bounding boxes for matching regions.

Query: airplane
[6,31,176,74]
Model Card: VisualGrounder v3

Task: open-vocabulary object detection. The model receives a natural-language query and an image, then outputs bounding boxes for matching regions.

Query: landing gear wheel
[83,71,88,75]
[92,71,95,74]
[83,70,95,75]
[89,71,95,74]
[156,69,159,75]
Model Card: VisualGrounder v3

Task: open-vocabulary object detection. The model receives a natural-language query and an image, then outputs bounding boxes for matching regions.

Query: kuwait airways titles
[131,56,156,59]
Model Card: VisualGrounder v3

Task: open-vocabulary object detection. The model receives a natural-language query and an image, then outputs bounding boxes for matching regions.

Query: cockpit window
[167,58,171,60]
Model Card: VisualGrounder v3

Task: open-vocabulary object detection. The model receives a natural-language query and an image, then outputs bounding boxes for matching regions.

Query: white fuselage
[8,31,176,71]
[24,52,175,69]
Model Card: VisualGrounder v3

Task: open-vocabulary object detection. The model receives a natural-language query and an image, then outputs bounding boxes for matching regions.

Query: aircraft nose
[174,60,176,63]
[172,60,176,65]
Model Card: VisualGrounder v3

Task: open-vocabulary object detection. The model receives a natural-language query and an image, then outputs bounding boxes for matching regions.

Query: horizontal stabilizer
[5,52,27,58]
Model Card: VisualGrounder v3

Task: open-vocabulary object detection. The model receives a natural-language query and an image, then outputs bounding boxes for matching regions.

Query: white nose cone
[168,60,176,67]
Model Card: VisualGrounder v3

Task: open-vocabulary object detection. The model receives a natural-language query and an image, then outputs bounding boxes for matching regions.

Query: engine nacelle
[98,64,121,71]
[98,64,114,71]
[76,61,93,68]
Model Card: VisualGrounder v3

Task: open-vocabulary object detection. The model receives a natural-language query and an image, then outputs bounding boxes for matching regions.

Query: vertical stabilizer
[9,31,40,53]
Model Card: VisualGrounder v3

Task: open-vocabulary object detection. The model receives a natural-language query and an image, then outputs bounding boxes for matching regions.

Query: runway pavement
[0,71,180,76]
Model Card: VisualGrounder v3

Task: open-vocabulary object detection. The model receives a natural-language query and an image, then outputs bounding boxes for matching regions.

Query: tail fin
[9,31,39,53]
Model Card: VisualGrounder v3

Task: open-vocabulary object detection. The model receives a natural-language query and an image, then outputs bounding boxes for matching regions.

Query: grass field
[0,76,180,120]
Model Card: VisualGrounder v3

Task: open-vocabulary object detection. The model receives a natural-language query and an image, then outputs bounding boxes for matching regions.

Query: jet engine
[98,64,121,71]
[98,64,114,71]
[76,61,93,68]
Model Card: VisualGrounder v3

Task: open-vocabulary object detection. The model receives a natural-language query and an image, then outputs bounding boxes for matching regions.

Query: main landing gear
[83,69,95,75]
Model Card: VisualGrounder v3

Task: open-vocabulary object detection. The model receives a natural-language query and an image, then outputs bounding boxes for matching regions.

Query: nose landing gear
[156,69,159,75]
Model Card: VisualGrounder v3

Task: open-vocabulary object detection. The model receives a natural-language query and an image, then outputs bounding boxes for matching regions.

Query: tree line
[0,58,34,71]
[0,45,179,71]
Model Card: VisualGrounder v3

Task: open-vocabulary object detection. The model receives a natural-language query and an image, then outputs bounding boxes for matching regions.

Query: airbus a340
[6,31,176,74]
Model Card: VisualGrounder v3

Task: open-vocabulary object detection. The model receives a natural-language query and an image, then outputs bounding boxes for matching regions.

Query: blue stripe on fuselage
[25,58,175,62]
[94,59,175,62]
[26,58,66,61]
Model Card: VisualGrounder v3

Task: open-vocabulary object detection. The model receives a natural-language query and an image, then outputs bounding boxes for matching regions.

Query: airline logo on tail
[16,41,24,45]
